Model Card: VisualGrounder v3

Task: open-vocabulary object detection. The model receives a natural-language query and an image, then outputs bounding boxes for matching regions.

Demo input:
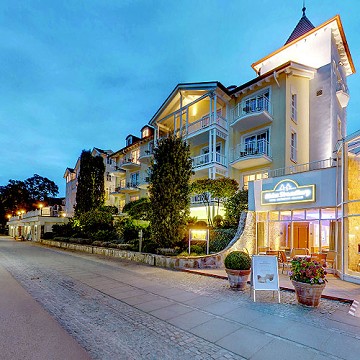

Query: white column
[179,92,183,135]
[213,94,217,125]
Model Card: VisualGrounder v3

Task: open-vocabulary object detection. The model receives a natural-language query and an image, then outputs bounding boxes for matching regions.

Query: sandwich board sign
[251,255,280,303]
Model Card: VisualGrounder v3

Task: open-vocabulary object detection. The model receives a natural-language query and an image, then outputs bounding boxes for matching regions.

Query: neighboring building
[64,148,115,217]
[7,206,68,241]
[109,126,154,213]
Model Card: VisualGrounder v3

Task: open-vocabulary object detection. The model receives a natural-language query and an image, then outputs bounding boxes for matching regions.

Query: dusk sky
[1,0,359,197]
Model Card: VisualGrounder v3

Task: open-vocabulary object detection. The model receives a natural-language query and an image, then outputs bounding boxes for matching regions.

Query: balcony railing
[231,96,272,124]
[230,139,271,162]
[192,153,227,168]
[191,192,224,205]
[115,182,139,192]
[268,158,335,178]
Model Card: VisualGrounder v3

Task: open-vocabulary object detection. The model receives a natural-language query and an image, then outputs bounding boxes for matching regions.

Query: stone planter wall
[39,211,256,270]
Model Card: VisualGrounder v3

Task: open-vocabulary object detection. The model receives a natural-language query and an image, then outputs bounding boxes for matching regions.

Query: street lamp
[38,203,43,216]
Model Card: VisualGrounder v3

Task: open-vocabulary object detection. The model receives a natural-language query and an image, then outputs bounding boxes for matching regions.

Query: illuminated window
[130,196,139,202]
[291,93,297,123]
[291,131,297,162]
[243,171,268,190]
[142,128,149,138]
[337,118,342,140]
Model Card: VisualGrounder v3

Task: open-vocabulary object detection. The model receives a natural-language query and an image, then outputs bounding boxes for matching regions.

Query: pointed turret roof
[285,7,315,45]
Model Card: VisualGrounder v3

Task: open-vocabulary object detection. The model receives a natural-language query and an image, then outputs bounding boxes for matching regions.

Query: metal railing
[268,158,335,178]
[115,182,139,192]
[230,139,271,162]
[190,192,224,205]
[192,153,227,168]
[231,96,272,124]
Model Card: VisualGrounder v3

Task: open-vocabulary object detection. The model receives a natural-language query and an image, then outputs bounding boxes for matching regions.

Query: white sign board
[251,255,280,302]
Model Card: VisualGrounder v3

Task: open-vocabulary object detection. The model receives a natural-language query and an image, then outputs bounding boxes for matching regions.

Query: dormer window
[142,127,150,138]
[126,136,133,146]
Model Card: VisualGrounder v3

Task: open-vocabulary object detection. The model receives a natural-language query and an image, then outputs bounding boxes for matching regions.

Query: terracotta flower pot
[225,268,251,290]
[292,280,326,307]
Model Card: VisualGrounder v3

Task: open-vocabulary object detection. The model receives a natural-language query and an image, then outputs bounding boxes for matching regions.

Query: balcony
[191,192,224,205]
[109,166,126,177]
[231,97,273,132]
[192,153,227,169]
[112,182,140,194]
[139,148,154,164]
[119,158,141,170]
[230,139,272,169]
[138,176,150,189]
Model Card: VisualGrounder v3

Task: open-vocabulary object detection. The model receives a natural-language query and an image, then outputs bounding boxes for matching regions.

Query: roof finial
[302,0,306,17]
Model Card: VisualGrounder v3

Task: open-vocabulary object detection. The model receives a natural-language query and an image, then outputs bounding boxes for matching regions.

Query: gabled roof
[149,81,230,125]
[285,7,315,45]
[252,15,355,77]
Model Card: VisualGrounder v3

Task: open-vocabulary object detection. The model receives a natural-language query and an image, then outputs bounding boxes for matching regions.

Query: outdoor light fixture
[188,227,209,255]
[38,203,43,216]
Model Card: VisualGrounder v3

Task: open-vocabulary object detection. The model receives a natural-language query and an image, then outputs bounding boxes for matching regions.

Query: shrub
[212,215,223,228]
[91,229,118,241]
[190,244,205,255]
[209,228,236,253]
[52,223,74,237]
[122,198,150,220]
[78,208,114,237]
[69,237,92,245]
[224,190,248,227]
[224,251,251,270]
[53,236,70,243]
[42,232,54,240]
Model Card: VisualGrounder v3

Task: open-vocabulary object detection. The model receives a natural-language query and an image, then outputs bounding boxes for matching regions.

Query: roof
[285,7,315,45]
[149,81,230,125]
[230,61,316,95]
[252,15,355,77]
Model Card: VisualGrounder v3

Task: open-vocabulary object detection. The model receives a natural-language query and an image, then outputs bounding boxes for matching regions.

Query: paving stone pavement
[0,237,359,360]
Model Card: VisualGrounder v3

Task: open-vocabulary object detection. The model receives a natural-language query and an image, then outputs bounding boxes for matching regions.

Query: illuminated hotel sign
[261,179,315,205]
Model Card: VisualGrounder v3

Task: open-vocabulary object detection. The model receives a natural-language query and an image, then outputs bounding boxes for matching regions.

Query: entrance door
[292,222,309,249]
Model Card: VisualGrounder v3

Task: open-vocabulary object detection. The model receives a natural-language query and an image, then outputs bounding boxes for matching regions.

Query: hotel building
[64,9,359,282]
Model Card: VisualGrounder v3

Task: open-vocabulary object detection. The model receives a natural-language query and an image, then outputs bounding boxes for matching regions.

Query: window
[337,118,342,140]
[291,93,297,123]
[201,143,222,163]
[243,171,268,190]
[126,136,132,146]
[290,131,297,162]
[131,149,140,163]
[130,172,139,186]
[243,130,269,156]
[244,90,270,114]
[142,127,150,138]
[106,172,112,182]
[106,157,113,165]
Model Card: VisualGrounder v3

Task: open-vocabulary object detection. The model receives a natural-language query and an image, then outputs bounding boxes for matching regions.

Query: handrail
[231,96,272,124]
[230,139,271,162]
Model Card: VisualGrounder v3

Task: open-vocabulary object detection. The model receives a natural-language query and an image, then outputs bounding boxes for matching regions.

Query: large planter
[225,268,251,290]
[292,280,326,307]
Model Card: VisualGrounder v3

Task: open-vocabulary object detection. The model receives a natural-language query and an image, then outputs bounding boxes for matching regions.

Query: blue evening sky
[0,0,359,196]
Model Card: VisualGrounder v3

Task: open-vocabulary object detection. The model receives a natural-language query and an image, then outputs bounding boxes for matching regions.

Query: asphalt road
[0,236,359,360]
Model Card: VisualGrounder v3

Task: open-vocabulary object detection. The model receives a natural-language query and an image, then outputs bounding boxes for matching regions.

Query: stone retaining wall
[40,211,256,270]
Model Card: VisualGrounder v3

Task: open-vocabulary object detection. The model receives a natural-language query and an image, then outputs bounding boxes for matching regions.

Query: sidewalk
[0,262,90,360]
[182,268,360,316]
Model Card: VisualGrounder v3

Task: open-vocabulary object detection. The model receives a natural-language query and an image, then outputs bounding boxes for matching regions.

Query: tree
[149,135,193,248]
[224,189,248,227]
[0,174,59,226]
[190,178,238,226]
[25,174,59,202]
[75,150,105,216]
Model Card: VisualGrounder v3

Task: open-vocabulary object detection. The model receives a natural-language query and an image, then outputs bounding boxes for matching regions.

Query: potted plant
[224,251,251,290]
[289,256,327,307]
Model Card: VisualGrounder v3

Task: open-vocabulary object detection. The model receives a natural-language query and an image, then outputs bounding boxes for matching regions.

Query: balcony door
[244,130,269,155]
